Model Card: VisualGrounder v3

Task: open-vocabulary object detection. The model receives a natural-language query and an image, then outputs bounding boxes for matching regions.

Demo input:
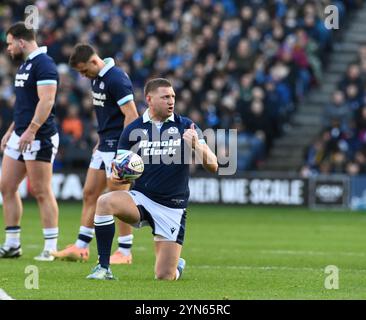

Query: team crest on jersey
[26,63,32,70]
[106,139,116,148]
[99,81,105,89]
[168,127,178,134]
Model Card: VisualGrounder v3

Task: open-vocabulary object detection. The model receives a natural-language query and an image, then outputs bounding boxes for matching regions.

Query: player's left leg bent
[107,179,134,264]
[96,190,140,224]
[86,191,140,279]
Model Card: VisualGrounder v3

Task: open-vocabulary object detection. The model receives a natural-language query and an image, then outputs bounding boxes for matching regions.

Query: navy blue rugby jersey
[91,58,134,152]
[13,46,58,138]
[118,109,206,209]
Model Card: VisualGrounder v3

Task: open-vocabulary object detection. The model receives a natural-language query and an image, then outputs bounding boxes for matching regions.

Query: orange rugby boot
[52,244,89,262]
[110,250,132,265]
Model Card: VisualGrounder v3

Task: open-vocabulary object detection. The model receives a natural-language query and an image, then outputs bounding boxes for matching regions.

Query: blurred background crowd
[302,43,366,176]
[0,0,363,172]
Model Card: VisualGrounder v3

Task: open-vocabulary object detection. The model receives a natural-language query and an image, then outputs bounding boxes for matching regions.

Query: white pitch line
[191,247,366,257]
[24,245,148,251]
[0,289,15,300]
[191,265,322,272]
[261,250,366,257]
[190,265,366,273]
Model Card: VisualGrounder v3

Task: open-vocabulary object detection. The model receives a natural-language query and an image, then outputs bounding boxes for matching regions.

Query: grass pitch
[1,202,366,300]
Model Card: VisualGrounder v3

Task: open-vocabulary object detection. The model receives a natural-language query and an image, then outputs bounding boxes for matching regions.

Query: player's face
[6,34,24,60]
[148,86,175,120]
[75,59,99,79]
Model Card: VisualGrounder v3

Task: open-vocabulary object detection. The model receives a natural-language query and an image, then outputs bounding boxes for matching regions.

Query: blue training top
[13,46,58,139]
[91,58,134,151]
[118,109,206,209]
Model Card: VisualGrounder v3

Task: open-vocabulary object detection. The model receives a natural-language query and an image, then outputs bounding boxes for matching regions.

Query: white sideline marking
[191,265,322,272]
[24,245,147,251]
[191,248,366,257]
[191,265,366,273]
[0,289,15,300]
[261,250,366,257]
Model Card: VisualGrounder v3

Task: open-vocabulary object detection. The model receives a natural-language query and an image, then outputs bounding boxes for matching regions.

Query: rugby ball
[112,151,144,180]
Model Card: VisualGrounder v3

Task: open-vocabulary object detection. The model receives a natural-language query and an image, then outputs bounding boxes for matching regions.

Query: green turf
[1,202,366,299]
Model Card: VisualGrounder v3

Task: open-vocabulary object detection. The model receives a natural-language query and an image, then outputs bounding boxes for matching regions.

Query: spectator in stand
[323,90,351,132]
[61,105,83,143]
[0,0,359,172]
[243,99,273,152]
[338,63,364,94]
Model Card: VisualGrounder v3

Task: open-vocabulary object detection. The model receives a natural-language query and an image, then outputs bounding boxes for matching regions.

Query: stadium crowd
[0,0,360,172]
[302,41,366,176]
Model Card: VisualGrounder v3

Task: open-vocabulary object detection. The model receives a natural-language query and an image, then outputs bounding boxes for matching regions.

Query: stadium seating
[0,0,363,172]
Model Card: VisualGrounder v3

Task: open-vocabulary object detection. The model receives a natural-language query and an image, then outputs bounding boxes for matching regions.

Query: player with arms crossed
[52,44,139,264]
[87,78,218,280]
[0,22,59,261]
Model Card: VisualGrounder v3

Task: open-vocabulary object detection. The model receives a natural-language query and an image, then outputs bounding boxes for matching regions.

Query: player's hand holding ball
[111,151,144,184]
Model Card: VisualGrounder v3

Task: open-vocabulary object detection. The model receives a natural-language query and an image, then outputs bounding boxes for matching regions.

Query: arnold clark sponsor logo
[15,73,30,87]
[315,184,343,202]
[92,91,106,107]
[138,139,181,156]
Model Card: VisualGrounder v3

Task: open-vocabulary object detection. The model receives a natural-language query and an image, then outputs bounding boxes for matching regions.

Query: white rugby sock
[43,228,58,252]
[75,226,94,248]
[118,234,133,256]
[5,226,21,248]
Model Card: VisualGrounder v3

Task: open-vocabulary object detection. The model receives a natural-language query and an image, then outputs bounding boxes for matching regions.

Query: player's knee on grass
[155,269,176,281]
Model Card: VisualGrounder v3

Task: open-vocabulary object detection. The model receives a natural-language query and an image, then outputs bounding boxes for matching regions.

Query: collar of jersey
[27,46,47,60]
[98,58,115,77]
[143,109,175,123]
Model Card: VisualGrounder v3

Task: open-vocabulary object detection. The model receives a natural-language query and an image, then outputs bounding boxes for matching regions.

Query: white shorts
[128,190,186,245]
[89,149,116,178]
[4,131,59,163]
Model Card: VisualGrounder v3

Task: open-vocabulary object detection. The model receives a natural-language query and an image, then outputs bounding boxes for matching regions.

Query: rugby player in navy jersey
[52,44,139,264]
[87,78,218,280]
[0,22,59,261]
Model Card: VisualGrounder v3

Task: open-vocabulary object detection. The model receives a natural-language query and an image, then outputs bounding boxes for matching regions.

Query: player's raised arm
[183,123,218,173]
